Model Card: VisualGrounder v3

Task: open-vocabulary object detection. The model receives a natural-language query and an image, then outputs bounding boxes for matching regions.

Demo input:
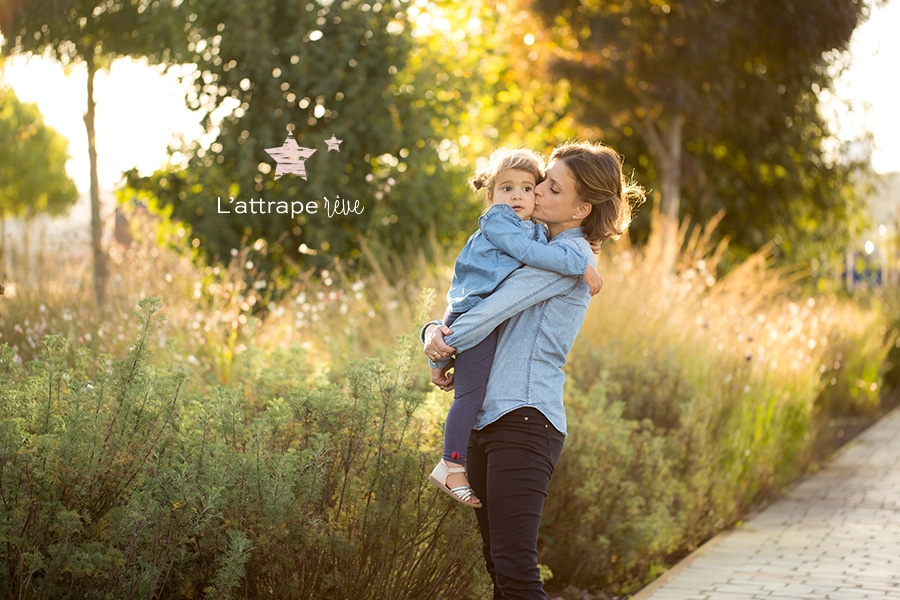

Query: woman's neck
[547,220,579,240]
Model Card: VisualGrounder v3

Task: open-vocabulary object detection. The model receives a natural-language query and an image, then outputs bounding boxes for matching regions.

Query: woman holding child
[422,140,645,599]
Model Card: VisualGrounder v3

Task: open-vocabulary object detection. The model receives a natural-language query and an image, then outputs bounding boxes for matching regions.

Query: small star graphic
[265,133,317,179]
[324,134,343,152]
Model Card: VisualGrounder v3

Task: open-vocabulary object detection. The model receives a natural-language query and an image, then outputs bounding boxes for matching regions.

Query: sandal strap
[449,485,477,502]
[445,464,467,475]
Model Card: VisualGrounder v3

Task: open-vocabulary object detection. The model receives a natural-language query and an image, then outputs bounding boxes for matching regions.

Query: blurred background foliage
[529,0,875,270]
[4,0,882,278]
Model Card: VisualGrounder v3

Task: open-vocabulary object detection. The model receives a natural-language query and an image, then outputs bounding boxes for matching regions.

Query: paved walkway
[632,407,900,600]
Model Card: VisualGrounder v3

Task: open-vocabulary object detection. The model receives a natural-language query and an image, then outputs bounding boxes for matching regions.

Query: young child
[427,147,602,508]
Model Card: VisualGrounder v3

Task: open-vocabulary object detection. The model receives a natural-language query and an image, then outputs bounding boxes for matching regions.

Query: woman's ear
[572,202,591,220]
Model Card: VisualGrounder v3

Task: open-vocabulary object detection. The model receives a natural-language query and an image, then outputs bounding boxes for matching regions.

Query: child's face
[488,168,537,220]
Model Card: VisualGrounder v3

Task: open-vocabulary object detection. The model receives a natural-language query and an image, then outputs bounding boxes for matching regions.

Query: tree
[527,0,876,267]
[0,85,78,269]
[122,0,593,277]
[122,0,482,276]
[1,0,186,302]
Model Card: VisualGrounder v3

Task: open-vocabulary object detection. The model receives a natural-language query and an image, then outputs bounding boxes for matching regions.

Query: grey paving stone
[632,408,900,600]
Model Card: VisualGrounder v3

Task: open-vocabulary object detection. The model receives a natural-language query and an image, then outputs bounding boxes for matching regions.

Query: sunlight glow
[3,55,205,192]
[830,0,900,173]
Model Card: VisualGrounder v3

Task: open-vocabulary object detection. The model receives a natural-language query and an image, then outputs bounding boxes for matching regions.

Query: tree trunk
[641,111,683,273]
[659,116,683,226]
[0,215,5,276]
[22,217,31,277]
[85,54,107,304]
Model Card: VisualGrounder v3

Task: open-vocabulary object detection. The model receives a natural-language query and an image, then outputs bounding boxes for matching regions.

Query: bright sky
[1,0,899,196]
[830,0,900,174]
[1,56,204,193]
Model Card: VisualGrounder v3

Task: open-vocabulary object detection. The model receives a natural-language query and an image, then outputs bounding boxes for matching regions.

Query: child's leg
[442,327,499,465]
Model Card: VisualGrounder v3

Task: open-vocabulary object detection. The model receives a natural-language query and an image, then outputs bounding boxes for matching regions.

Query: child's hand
[583,265,603,296]
[588,239,602,254]
[431,363,455,391]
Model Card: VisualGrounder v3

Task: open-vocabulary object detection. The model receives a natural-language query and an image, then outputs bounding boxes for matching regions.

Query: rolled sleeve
[445,265,582,353]
[480,205,587,276]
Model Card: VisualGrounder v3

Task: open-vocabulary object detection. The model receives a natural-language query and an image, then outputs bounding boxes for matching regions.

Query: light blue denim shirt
[441,227,595,435]
[446,204,588,314]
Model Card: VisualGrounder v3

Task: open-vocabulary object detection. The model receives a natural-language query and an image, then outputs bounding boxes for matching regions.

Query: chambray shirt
[446,204,588,313]
[442,226,595,436]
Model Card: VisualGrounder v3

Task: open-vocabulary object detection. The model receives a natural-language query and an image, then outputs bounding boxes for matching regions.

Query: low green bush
[0,296,485,599]
[541,377,683,592]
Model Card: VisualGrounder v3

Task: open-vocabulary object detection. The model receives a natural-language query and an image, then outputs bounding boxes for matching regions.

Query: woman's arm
[436,263,584,355]
[480,204,588,277]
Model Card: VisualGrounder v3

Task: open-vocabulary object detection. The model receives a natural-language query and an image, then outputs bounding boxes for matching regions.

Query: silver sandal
[428,459,482,508]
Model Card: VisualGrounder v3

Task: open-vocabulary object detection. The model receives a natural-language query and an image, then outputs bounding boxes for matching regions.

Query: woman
[427,146,602,510]
[422,140,645,599]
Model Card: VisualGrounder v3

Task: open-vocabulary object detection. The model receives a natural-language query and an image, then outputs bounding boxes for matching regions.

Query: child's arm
[479,204,588,278]
[583,264,603,296]
[584,239,602,295]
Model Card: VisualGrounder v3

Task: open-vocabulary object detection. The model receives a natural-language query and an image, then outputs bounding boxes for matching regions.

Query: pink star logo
[265,133,317,180]
[324,134,343,152]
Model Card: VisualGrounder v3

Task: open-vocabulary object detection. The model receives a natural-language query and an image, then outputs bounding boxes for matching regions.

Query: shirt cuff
[429,356,451,369]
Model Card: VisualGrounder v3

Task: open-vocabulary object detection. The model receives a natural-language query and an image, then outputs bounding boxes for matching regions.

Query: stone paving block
[632,408,900,600]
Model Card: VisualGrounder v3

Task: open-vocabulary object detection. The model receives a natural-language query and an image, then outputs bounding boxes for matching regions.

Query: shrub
[541,378,683,592]
[0,294,485,599]
[547,221,897,595]
[1,212,896,599]
[0,297,188,598]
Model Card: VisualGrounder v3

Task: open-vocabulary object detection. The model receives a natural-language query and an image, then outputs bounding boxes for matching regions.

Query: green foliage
[0,293,484,599]
[0,211,896,598]
[120,0,590,276]
[542,382,682,591]
[0,0,185,66]
[399,1,581,156]
[812,293,896,419]
[123,0,482,274]
[0,297,188,599]
[1,0,195,302]
[526,0,872,267]
[0,86,78,220]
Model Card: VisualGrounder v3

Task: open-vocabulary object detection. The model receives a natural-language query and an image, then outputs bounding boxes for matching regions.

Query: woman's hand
[423,322,456,361]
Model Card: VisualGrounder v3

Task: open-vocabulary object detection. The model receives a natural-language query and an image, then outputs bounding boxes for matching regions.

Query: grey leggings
[441,311,498,464]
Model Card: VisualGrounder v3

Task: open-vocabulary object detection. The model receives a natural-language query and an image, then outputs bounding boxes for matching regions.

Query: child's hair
[469,147,545,196]
[550,141,646,243]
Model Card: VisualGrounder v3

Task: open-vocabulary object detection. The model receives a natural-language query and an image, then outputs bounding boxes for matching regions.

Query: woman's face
[533,159,585,228]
